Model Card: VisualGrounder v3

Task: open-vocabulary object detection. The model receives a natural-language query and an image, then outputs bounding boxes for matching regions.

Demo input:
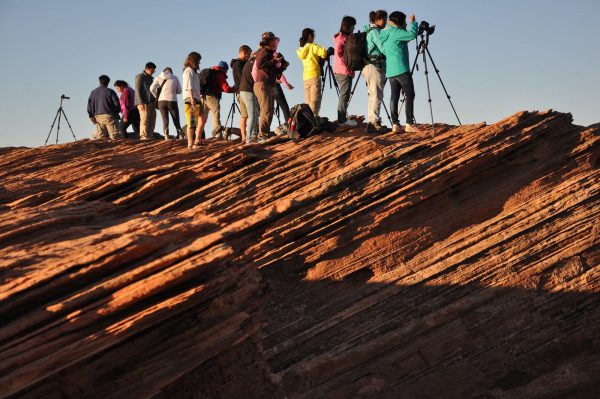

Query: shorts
[184,102,200,129]
[236,93,248,118]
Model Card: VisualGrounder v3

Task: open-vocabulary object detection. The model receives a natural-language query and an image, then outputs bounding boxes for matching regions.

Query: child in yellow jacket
[297,28,330,117]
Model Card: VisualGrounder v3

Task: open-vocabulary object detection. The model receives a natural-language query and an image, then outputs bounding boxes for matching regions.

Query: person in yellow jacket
[296,28,331,117]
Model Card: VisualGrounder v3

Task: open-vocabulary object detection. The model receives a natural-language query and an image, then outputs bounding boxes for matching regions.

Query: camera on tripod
[61,94,70,100]
[418,21,436,36]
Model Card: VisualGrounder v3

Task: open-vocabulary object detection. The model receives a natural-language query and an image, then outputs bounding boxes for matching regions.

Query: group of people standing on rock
[86,10,425,147]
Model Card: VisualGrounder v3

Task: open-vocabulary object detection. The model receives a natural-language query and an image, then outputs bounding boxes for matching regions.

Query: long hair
[183,52,201,71]
[114,80,128,88]
[388,11,407,28]
[339,16,357,35]
[299,28,315,47]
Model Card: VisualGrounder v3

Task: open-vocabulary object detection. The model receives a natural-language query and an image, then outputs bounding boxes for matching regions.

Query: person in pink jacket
[333,15,358,127]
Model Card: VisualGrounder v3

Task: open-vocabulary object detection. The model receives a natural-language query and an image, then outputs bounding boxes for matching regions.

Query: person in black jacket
[87,75,122,139]
[230,45,251,141]
[134,62,156,140]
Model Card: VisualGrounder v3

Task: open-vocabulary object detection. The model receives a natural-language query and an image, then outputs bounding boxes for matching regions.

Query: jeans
[158,100,182,138]
[239,91,259,143]
[362,64,387,124]
[273,83,290,123]
[389,72,415,125]
[334,73,353,123]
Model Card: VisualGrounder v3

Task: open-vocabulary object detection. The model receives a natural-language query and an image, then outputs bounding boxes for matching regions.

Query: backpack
[343,31,368,71]
[199,68,220,97]
[288,104,316,140]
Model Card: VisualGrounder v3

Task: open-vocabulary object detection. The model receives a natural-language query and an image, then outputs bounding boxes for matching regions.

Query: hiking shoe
[391,123,403,133]
[365,123,380,134]
[405,123,427,134]
[340,119,358,127]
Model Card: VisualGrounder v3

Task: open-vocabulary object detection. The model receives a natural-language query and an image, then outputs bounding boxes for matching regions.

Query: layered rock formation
[0,110,598,398]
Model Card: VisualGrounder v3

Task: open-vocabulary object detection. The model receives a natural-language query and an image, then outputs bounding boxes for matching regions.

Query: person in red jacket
[201,61,237,140]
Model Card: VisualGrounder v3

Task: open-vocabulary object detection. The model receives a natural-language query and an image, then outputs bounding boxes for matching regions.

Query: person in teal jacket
[380,11,424,134]
[362,10,389,133]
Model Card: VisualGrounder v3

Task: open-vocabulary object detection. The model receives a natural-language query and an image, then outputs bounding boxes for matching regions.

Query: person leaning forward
[135,61,157,140]
[87,75,122,140]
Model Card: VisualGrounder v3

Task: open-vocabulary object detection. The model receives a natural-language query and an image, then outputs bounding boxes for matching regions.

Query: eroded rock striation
[0,110,598,398]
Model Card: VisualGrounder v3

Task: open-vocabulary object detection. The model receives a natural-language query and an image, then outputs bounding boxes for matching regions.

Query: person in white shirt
[151,67,183,140]
[182,52,204,148]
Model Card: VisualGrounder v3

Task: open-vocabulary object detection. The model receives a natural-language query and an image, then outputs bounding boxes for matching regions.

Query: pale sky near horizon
[0,0,598,148]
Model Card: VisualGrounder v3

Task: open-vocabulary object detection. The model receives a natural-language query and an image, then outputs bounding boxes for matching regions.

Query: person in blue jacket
[380,11,424,134]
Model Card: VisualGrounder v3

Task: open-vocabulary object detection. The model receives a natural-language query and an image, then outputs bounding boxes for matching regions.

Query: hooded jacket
[380,21,418,78]
[333,32,354,77]
[363,23,385,59]
[296,42,327,80]
[150,70,182,102]
[253,47,287,86]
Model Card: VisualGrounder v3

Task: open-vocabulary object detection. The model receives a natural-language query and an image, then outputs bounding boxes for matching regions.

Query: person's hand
[409,15,415,23]
[123,117,128,123]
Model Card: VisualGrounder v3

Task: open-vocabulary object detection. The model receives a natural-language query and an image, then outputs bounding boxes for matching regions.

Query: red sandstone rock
[0,110,598,398]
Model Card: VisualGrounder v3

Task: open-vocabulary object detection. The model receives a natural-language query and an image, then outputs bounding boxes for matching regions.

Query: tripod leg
[425,47,462,125]
[421,50,435,133]
[60,109,77,140]
[55,110,63,145]
[45,109,61,146]
[347,73,361,109]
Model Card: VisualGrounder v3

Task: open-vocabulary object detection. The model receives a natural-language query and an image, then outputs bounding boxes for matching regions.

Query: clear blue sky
[0,0,598,147]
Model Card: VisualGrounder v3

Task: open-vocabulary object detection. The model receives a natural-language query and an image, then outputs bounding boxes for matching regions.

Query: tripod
[224,93,241,140]
[320,57,340,97]
[347,71,393,127]
[399,31,461,132]
[45,95,77,146]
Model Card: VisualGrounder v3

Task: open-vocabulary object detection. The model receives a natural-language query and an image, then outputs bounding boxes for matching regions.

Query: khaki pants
[203,95,223,137]
[94,114,121,139]
[362,64,387,124]
[137,103,156,140]
[304,77,322,117]
[253,82,274,138]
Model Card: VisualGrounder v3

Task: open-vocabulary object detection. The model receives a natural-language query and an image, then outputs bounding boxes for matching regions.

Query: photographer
[362,10,389,133]
[231,45,252,142]
[297,28,330,117]
[200,61,237,140]
[87,75,122,140]
[333,16,358,127]
[380,12,423,134]
[252,32,288,142]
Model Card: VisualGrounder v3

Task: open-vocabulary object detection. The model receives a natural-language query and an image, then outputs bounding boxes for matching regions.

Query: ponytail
[299,28,315,47]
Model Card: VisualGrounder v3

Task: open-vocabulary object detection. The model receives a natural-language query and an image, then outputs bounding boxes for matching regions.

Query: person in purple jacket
[114,80,140,138]
[87,75,122,139]
[333,16,358,127]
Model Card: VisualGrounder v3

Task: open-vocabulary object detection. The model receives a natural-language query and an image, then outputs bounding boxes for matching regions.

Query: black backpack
[199,68,220,98]
[288,104,316,140]
[343,31,368,71]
